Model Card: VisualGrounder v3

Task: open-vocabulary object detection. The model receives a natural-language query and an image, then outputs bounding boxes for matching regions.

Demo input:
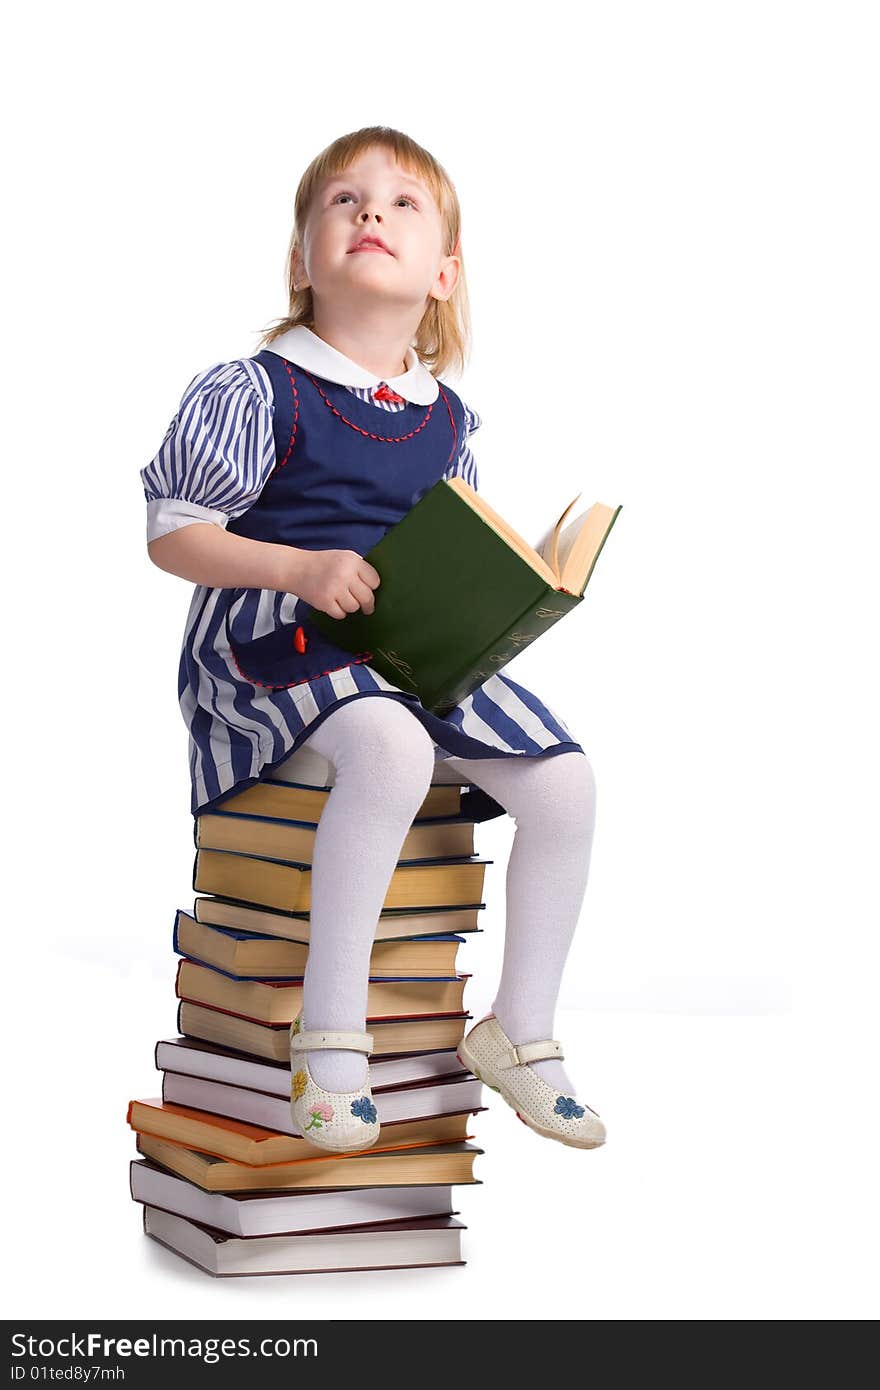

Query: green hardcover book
[309,477,622,715]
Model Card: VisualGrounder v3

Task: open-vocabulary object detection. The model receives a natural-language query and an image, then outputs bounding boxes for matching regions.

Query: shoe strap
[502,1038,564,1067]
[290,1026,374,1055]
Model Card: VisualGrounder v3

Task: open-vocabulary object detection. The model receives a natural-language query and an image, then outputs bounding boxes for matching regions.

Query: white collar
[264,324,439,404]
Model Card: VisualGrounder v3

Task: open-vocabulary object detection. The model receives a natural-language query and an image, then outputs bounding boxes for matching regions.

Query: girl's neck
[309,306,417,380]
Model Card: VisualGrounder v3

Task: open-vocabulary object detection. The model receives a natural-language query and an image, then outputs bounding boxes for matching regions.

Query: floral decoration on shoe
[555,1095,586,1119]
[291,1069,308,1101]
[304,1101,334,1131]
[351,1096,377,1124]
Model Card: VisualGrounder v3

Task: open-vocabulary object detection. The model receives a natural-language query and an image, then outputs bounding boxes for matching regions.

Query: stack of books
[127,742,490,1277]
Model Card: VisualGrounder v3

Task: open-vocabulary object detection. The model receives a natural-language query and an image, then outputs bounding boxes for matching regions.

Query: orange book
[126,1099,477,1168]
[136,1133,483,1193]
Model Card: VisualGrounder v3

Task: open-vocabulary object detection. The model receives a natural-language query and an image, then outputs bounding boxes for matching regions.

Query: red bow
[372,383,406,404]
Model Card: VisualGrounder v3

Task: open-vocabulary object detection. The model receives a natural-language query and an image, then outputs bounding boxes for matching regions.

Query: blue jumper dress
[174,349,585,822]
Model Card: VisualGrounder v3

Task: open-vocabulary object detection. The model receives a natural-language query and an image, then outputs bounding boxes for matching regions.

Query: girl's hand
[293,549,381,620]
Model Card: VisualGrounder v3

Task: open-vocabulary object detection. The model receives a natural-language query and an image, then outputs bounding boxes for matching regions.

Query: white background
[3,0,878,1320]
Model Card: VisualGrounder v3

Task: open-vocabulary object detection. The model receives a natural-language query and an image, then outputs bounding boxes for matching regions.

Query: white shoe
[457,1013,606,1149]
[289,1013,380,1153]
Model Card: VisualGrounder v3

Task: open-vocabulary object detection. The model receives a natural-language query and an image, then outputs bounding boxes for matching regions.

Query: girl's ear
[431,253,461,303]
[291,244,310,292]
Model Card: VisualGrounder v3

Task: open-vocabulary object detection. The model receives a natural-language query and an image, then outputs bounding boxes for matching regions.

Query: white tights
[288,696,597,1095]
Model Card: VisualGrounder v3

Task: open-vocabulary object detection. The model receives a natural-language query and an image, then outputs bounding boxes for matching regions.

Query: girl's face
[294,146,459,315]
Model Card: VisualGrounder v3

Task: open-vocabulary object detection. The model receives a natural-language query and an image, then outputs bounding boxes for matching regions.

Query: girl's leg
[293,697,437,1090]
[438,750,598,1096]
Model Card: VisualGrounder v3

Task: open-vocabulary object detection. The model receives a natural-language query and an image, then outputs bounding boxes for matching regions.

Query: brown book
[193,849,490,914]
[175,959,469,1027]
[174,910,465,979]
[136,1132,482,1193]
[195,812,475,866]
[178,1002,470,1064]
[128,1099,476,1169]
[193,897,483,945]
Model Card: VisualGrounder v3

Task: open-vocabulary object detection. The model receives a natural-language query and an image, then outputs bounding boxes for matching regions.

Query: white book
[131,1161,456,1237]
[143,1205,466,1276]
[155,1037,469,1095]
[161,1071,483,1138]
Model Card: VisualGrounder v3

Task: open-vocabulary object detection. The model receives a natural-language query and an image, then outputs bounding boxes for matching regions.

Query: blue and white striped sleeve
[139,359,276,544]
[442,400,482,491]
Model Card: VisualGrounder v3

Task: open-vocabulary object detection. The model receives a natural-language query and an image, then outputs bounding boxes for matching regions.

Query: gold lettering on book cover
[376,649,418,691]
[535,607,565,618]
[508,632,537,647]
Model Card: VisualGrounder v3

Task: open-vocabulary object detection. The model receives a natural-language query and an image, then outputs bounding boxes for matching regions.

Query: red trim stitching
[305,371,433,443]
[228,642,375,692]
[436,383,459,465]
[270,362,299,478]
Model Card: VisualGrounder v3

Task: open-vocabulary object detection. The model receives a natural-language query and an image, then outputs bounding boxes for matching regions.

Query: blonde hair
[258,126,471,380]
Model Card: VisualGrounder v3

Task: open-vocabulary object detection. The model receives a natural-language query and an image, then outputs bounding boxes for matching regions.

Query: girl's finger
[338,588,362,614]
[350,579,376,614]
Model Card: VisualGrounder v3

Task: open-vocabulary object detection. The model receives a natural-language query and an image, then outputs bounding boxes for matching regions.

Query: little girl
[141,125,606,1156]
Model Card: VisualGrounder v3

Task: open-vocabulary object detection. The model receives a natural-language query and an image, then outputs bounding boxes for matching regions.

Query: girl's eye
[331,193,417,208]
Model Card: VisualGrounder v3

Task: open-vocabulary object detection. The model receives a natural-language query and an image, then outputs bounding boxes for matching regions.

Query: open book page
[554,506,591,573]
[537,498,621,593]
[535,494,583,579]
[559,503,621,593]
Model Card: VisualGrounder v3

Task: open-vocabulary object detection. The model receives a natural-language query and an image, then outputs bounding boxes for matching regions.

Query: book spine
[427,589,583,713]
